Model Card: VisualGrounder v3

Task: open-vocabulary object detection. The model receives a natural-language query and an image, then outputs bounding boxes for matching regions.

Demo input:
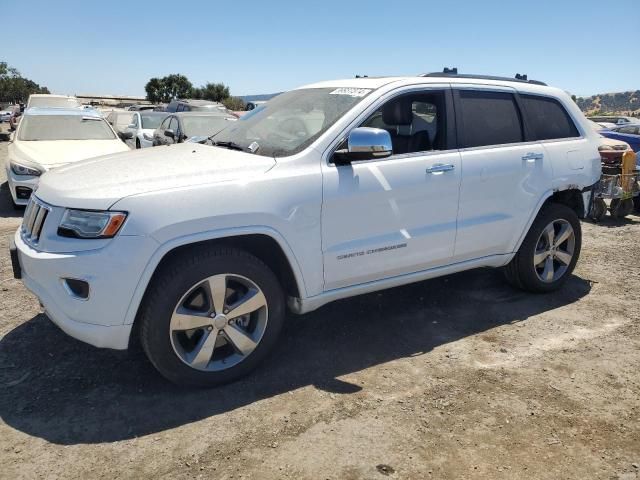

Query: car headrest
[382,97,413,126]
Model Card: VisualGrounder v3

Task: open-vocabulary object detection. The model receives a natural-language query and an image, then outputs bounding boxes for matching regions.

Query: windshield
[141,114,167,129]
[18,115,116,141]
[182,115,235,137]
[210,87,373,157]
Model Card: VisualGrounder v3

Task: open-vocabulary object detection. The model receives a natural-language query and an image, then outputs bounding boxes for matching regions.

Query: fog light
[15,186,33,200]
[63,278,90,299]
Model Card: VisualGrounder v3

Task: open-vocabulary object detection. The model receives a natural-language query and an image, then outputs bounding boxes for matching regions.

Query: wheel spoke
[554,223,573,247]
[207,275,227,314]
[188,329,219,369]
[533,250,549,266]
[542,256,555,282]
[171,309,212,331]
[226,289,267,320]
[555,250,572,266]
[543,223,555,246]
[223,324,257,356]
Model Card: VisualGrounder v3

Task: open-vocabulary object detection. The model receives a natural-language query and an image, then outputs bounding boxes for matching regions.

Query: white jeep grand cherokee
[10,73,601,387]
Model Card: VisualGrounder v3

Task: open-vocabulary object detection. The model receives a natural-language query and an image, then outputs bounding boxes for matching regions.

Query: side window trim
[451,87,526,149]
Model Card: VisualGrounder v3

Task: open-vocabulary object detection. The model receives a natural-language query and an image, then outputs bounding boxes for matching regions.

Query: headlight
[142,133,154,141]
[58,209,127,239]
[11,161,42,176]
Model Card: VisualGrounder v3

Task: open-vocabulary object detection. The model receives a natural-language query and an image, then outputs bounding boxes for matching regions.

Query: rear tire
[136,139,141,149]
[139,246,285,387]
[504,203,581,293]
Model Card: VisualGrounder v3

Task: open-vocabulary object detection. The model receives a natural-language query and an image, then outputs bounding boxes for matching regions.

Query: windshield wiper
[211,140,246,152]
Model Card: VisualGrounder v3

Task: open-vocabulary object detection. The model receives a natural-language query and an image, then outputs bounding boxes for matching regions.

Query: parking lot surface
[0,139,639,479]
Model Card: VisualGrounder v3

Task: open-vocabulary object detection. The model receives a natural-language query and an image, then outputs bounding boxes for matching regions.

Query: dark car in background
[588,115,639,126]
[165,99,230,114]
[152,112,236,146]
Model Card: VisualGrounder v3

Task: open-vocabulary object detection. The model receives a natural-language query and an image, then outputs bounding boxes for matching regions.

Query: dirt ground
[0,132,638,480]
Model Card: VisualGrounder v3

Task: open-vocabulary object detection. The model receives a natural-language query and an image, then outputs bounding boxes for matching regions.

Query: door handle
[522,152,544,162]
[426,163,455,174]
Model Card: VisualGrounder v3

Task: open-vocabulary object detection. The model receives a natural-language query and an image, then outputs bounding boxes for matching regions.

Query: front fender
[121,225,307,326]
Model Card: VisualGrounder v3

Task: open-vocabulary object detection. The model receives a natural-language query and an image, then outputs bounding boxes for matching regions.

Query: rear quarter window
[520,95,579,141]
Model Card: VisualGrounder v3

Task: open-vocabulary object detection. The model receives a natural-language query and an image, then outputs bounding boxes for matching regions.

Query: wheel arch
[513,187,587,253]
[124,228,307,346]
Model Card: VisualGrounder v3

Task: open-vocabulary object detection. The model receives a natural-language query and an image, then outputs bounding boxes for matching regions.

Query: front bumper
[13,229,156,350]
[6,166,39,205]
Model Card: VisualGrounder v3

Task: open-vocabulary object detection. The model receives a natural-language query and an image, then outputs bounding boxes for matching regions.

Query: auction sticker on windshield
[329,88,371,97]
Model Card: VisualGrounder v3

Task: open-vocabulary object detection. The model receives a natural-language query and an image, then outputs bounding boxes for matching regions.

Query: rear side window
[521,95,579,140]
[458,90,523,148]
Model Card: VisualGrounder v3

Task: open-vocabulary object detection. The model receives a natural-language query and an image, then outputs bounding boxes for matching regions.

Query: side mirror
[164,129,175,139]
[120,131,134,140]
[332,127,392,164]
[127,123,136,129]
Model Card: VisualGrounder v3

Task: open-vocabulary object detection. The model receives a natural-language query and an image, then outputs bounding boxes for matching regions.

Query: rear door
[453,87,552,262]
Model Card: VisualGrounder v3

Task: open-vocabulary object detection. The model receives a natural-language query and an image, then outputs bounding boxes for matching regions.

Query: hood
[35,143,277,209]
[13,139,130,169]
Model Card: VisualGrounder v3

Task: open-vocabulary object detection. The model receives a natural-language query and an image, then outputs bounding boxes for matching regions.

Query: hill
[575,90,640,116]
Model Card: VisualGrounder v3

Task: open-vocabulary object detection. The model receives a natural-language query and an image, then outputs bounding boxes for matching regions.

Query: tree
[196,82,230,102]
[0,61,49,103]
[144,77,164,103]
[222,96,245,111]
[144,74,193,103]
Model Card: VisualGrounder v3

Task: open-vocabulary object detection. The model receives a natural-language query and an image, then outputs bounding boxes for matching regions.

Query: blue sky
[4,0,638,98]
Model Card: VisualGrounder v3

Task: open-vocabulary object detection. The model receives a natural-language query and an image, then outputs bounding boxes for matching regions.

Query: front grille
[21,197,50,244]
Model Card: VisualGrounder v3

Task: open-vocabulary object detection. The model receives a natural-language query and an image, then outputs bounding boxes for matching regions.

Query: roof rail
[421,68,547,86]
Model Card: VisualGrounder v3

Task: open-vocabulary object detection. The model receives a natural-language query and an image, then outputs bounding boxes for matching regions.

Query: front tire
[136,139,141,149]
[504,203,581,293]
[139,246,285,387]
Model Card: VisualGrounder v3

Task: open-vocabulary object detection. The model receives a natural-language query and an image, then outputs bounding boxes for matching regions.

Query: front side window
[18,115,116,141]
[169,117,180,135]
[458,90,523,148]
[520,94,579,140]
[210,87,373,157]
[360,90,447,154]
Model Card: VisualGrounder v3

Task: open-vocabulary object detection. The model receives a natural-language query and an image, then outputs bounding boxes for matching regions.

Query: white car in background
[120,111,168,148]
[26,94,82,109]
[5,107,130,207]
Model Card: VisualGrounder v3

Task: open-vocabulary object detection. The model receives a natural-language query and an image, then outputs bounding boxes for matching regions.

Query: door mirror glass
[333,127,392,164]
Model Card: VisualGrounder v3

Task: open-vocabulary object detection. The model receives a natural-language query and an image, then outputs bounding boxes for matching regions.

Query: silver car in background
[120,111,168,148]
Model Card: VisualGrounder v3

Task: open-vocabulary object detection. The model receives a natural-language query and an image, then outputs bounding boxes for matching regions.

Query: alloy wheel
[169,274,268,371]
[533,219,575,283]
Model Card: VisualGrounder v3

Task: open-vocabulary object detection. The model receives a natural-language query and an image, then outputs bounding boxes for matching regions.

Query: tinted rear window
[458,90,523,148]
[521,95,579,140]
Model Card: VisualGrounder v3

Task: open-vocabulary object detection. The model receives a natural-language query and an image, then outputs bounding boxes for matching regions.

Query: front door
[321,88,461,291]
